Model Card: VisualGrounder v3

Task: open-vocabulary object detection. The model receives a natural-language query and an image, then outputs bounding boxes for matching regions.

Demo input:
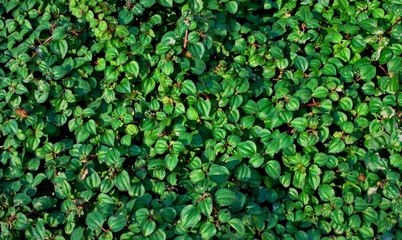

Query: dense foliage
[1,0,401,239]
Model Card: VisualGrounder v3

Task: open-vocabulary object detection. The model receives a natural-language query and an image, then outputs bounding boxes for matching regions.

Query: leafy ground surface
[0,0,401,239]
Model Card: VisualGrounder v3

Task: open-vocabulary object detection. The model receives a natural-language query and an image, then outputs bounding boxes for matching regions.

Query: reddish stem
[379,65,388,76]
[251,43,261,47]
[42,36,53,45]
[198,92,210,100]
[301,102,321,107]
[184,30,189,49]
[386,17,400,33]
[53,170,57,188]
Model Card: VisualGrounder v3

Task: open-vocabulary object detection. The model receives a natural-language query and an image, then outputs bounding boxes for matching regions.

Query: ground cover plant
[0,0,401,239]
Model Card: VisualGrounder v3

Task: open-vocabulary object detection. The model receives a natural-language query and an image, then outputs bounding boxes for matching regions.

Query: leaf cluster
[0,0,401,239]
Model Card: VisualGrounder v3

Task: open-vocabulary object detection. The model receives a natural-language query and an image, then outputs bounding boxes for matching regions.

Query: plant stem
[42,36,53,45]
[301,102,321,107]
[184,30,189,49]
[379,64,388,76]
[386,17,400,33]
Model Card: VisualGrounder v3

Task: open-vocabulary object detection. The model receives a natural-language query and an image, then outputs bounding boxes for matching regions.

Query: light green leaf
[180,205,201,228]
[86,212,105,231]
[215,188,237,206]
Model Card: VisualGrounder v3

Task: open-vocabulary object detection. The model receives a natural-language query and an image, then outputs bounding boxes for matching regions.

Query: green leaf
[328,139,345,153]
[228,218,245,236]
[155,140,169,154]
[360,65,376,81]
[141,219,156,236]
[86,212,105,231]
[364,151,388,172]
[71,227,84,240]
[150,229,166,240]
[114,170,131,191]
[324,32,343,43]
[295,56,309,72]
[84,120,97,135]
[331,209,344,225]
[339,97,353,111]
[172,141,185,153]
[142,78,156,95]
[106,47,118,61]
[349,215,361,229]
[285,97,300,111]
[75,79,91,95]
[33,196,57,211]
[297,6,313,22]
[6,0,19,13]
[161,60,174,75]
[117,79,131,93]
[207,165,230,184]
[387,57,402,74]
[188,42,205,59]
[198,197,213,216]
[156,43,170,55]
[195,98,211,117]
[50,40,68,59]
[182,80,197,96]
[118,10,134,25]
[13,193,32,206]
[358,226,374,239]
[165,153,179,171]
[265,160,281,179]
[116,25,130,38]
[312,86,328,98]
[215,188,237,206]
[3,119,18,134]
[199,222,216,239]
[101,130,115,146]
[318,184,335,201]
[180,205,201,228]
[29,219,46,239]
[191,58,206,75]
[83,170,101,189]
[33,174,47,188]
[269,46,284,59]
[190,0,203,13]
[237,141,257,157]
[226,1,238,14]
[158,0,173,7]
[55,180,71,199]
[53,66,68,80]
[291,117,308,131]
[124,61,139,77]
[108,215,128,232]
[335,48,351,62]
[75,127,90,143]
[339,0,349,10]
[52,27,67,41]
[362,207,378,224]
[186,106,199,120]
[322,63,337,76]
